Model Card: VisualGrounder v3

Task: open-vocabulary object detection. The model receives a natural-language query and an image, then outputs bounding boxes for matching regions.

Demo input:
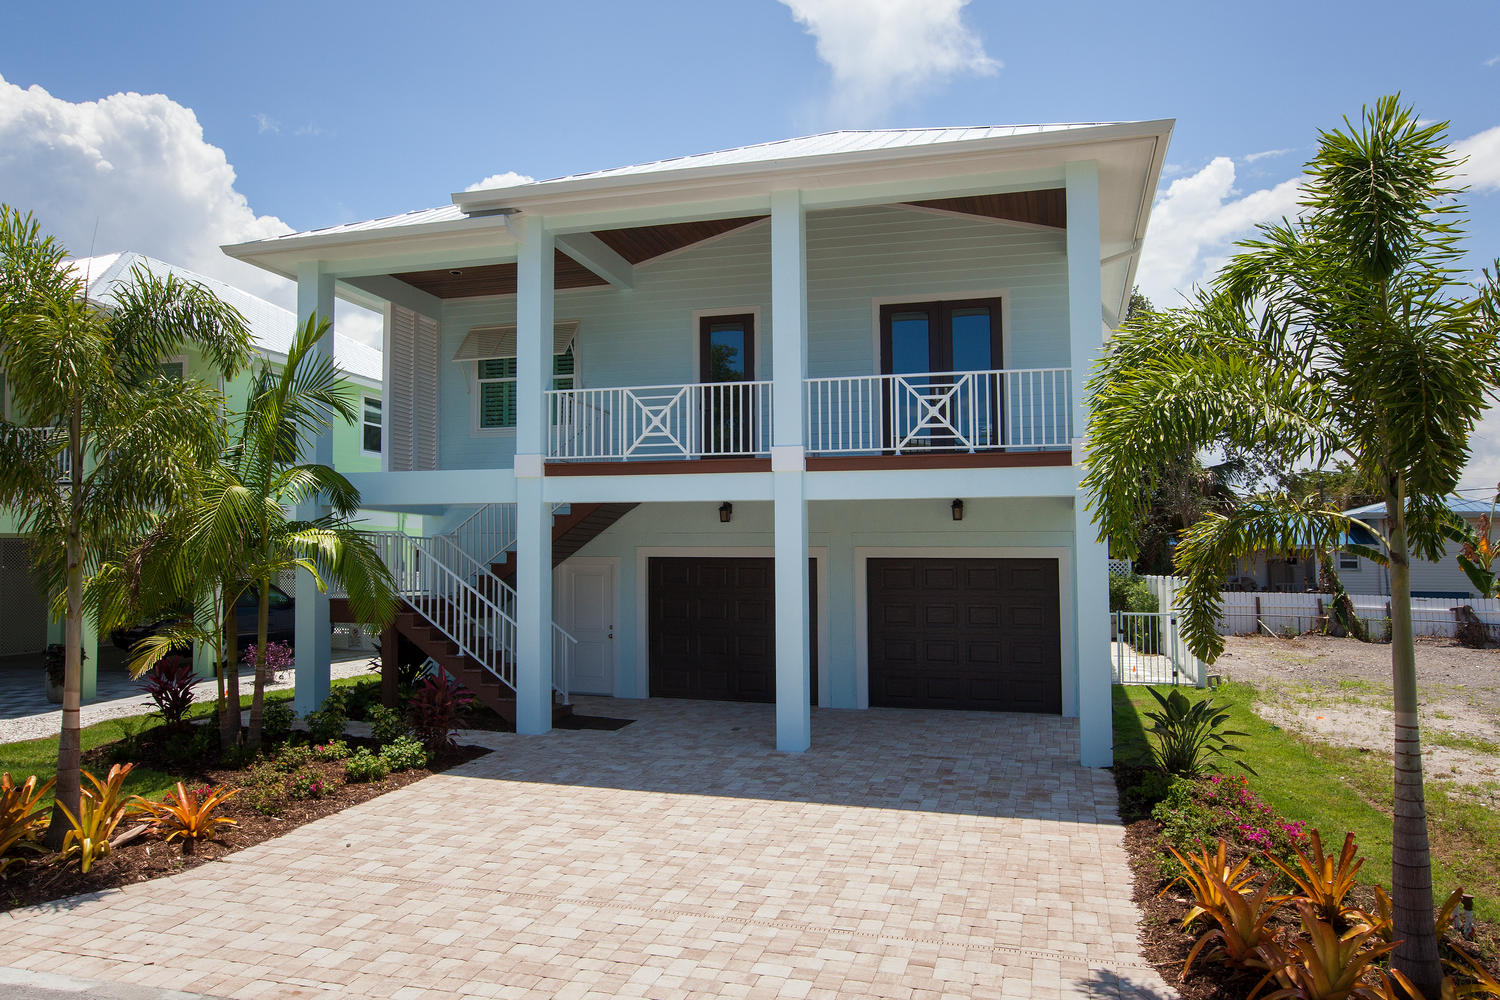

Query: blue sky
[2,0,1499,479]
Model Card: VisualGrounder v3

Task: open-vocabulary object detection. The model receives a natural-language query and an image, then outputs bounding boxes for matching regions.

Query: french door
[878,298,1003,450]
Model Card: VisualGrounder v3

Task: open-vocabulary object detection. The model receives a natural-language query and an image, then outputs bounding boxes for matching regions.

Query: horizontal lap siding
[437,206,1070,470]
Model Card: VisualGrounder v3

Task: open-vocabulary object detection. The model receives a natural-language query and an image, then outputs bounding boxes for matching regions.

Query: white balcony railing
[547,380,772,461]
[803,367,1072,455]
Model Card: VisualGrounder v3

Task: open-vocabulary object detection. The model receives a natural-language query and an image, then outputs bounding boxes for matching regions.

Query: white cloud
[465,170,534,192]
[1244,147,1293,163]
[1135,157,1305,306]
[0,76,386,349]
[1453,124,1500,192]
[1484,54,1499,68]
[778,0,998,121]
[252,112,280,134]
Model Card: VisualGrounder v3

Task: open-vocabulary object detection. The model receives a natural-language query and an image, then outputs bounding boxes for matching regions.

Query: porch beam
[555,232,634,289]
[293,261,336,717]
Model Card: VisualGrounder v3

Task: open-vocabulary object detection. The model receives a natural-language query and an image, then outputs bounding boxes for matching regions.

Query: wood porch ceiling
[905,189,1066,229]
[388,194,1058,299]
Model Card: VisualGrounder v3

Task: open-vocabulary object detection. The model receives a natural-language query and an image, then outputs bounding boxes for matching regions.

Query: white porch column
[1065,161,1112,767]
[771,189,811,752]
[294,261,335,717]
[514,217,554,735]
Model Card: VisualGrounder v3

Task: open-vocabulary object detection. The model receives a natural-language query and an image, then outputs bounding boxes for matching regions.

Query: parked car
[110,584,296,657]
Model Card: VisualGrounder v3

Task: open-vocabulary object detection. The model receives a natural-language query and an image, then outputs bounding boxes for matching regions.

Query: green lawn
[0,674,380,806]
[1115,681,1500,923]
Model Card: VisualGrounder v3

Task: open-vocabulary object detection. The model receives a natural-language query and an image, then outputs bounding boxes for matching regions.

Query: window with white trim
[362,395,382,454]
[477,347,576,430]
[1338,551,1359,571]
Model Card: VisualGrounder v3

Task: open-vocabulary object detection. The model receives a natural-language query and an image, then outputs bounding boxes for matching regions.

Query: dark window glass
[705,324,747,381]
[888,311,931,374]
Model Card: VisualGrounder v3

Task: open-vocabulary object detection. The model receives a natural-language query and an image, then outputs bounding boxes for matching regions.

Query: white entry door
[564,559,615,695]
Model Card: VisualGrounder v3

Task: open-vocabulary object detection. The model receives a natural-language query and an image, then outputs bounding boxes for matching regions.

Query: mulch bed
[0,730,488,913]
[460,707,635,733]
[1115,770,1500,998]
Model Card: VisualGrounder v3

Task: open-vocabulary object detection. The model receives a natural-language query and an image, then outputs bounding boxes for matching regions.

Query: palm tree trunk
[44,413,85,849]
[247,579,270,748]
[219,596,240,749]
[1386,481,1442,995]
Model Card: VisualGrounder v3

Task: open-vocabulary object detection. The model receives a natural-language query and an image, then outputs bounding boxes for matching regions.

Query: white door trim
[558,557,618,697]
[853,546,1074,713]
[634,545,829,705]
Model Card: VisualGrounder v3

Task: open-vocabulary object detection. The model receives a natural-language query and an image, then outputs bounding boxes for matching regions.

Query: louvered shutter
[413,312,439,470]
[388,306,416,471]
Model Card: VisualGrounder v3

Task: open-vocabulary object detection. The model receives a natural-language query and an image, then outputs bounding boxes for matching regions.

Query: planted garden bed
[1112,685,1500,998]
[1,673,488,913]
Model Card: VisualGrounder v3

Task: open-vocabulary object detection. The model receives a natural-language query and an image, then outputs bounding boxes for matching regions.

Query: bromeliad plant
[134,783,240,851]
[1166,840,1286,975]
[0,772,54,875]
[1250,902,1401,1000]
[57,763,143,873]
[1143,687,1254,778]
[1267,831,1365,926]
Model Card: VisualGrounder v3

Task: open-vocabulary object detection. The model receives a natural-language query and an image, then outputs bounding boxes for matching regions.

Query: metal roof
[471,125,1114,192]
[1343,497,1492,520]
[70,252,383,384]
[233,124,1135,248]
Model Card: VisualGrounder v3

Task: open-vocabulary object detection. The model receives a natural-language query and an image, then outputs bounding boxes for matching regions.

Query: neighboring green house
[0,252,409,697]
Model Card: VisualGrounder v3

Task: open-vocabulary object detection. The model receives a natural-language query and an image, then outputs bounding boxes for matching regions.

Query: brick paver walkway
[1,698,1174,999]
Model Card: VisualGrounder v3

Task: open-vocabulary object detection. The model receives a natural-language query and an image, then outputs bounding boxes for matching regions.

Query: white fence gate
[1112,610,1206,687]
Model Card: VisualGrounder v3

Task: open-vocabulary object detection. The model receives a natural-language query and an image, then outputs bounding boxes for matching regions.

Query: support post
[293,261,335,717]
[771,190,811,752]
[514,217,555,735]
[380,624,399,709]
[1066,161,1111,767]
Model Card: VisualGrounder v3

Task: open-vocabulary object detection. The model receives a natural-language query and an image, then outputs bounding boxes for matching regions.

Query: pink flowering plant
[244,640,294,683]
[1152,774,1306,869]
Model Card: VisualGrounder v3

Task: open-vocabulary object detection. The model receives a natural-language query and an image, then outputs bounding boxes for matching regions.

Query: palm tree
[117,315,396,748]
[0,207,252,846]
[1083,97,1500,995]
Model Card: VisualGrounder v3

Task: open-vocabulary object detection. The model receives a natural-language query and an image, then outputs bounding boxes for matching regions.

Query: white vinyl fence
[1139,575,1500,641]
[1112,610,1206,687]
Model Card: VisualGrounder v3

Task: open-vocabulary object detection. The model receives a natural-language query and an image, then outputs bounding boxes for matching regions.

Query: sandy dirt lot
[1214,635,1500,799]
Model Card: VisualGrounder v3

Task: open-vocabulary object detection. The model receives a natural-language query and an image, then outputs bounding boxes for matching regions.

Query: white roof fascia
[222,213,518,281]
[453,121,1172,213]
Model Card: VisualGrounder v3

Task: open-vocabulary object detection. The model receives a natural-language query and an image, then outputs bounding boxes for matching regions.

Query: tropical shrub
[286,769,334,800]
[407,673,475,751]
[161,725,216,770]
[343,749,391,783]
[311,740,350,762]
[380,735,429,772]
[0,773,54,875]
[58,764,141,872]
[271,743,314,773]
[139,656,197,730]
[134,782,240,851]
[243,640,293,682]
[340,681,379,721]
[261,701,295,745]
[304,690,349,744]
[369,705,408,746]
[1183,876,1284,975]
[1144,687,1253,778]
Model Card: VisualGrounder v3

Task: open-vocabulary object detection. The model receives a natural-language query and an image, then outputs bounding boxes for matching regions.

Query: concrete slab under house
[223,122,1175,766]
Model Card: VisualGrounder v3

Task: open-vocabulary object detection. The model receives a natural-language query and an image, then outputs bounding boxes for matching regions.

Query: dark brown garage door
[649,557,816,703]
[867,557,1061,713]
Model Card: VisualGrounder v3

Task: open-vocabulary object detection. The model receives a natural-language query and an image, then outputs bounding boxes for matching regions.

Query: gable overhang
[223,119,1173,321]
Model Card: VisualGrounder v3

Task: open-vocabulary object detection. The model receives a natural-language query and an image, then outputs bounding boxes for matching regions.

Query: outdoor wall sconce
[719,502,733,523]
[951,499,964,521]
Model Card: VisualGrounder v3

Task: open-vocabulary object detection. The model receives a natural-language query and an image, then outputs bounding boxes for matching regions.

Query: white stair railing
[446,502,517,569]
[367,528,576,704]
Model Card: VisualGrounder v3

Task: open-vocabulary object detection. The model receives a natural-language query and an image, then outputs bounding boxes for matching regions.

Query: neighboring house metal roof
[69,252,383,384]
[1342,497,1492,520]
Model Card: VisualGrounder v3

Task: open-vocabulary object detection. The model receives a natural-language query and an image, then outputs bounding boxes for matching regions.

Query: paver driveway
[2,698,1174,1000]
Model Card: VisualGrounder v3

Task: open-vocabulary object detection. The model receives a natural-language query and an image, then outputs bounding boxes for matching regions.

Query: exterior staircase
[366,527,576,726]
[491,503,638,581]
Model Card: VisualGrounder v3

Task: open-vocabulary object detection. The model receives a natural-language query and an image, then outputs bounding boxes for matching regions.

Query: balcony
[543,368,1071,469]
